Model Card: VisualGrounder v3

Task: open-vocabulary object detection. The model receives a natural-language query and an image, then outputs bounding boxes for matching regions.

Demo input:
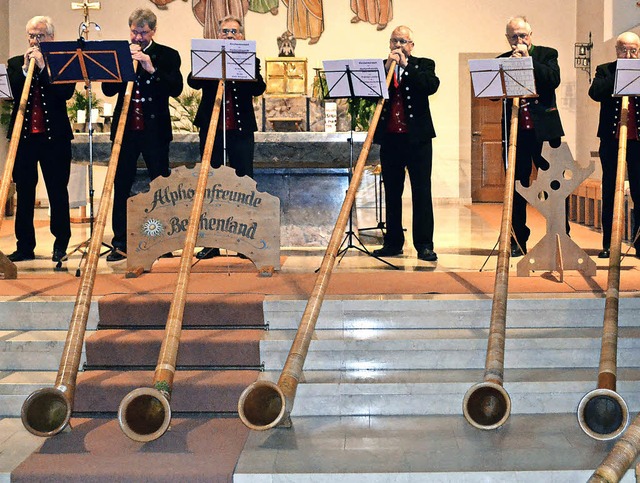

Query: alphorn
[462,97,521,430]
[577,96,630,441]
[237,62,397,431]
[21,62,139,437]
[118,81,224,442]
[0,58,36,275]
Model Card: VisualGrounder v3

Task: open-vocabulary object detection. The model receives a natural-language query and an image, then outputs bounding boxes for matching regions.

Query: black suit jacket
[187,58,266,134]
[6,55,75,141]
[102,41,183,142]
[374,55,440,144]
[498,45,564,142]
[589,60,640,139]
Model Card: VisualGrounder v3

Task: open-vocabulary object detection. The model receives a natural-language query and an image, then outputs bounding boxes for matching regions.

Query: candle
[90,108,99,123]
[77,110,86,123]
[103,102,113,117]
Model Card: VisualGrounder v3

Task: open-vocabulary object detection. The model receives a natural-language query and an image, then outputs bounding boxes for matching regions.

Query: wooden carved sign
[515,143,596,279]
[127,165,280,274]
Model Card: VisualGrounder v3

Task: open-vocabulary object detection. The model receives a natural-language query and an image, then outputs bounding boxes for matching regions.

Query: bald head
[616,31,640,59]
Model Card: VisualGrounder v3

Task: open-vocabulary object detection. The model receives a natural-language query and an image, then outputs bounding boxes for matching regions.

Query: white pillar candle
[90,108,99,123]
[76,110,86,123]
[103,102,113,117]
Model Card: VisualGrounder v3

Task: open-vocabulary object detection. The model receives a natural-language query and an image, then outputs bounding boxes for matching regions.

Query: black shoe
[195,247,220,259]
[106,250,126,262]
[417,248,438,262]
[372,245,403,257]
[510,245,526,257]
[598,249,610,259]
[7,250,35,262]
[159,252,174,259]
[52,249,66,262]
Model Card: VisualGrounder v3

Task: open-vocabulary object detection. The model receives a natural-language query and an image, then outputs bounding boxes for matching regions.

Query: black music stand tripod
[40,37,135,274]
[321,63,398,269]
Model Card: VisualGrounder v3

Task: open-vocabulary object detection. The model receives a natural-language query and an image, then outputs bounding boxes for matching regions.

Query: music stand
[40,39,135,273]
[469,57,537,269]
[192,38,257,169]
[613,58,640,257]
[321,58,398,269]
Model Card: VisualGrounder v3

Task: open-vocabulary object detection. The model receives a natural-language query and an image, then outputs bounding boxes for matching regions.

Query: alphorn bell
[0,58,36,271]
[237,62,397,431]
[21,62,139,437]
[462,97,521,430]
[578,96,631,441]
[117,81,224,442]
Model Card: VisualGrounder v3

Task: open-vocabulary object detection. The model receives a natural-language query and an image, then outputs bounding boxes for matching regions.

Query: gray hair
[218,15,244,34]
[506,16,531,34]
[26,16,54,36]
[129,8,157,30]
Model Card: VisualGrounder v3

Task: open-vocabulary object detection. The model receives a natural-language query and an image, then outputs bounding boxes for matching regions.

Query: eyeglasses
[617,47,639,55]
[508,33,530,41]
[221,28,239,34]
[131,29,153,37]
[27,33,46,41]
[390,38,412,45]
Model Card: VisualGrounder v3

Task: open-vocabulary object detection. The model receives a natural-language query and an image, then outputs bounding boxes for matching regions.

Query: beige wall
[7,0,580,201]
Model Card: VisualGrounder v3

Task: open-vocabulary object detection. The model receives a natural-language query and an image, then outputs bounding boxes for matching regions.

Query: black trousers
[511,130,569,248]
[599,137,640,250]
[112,131,170,251]
[12,135,71,254]
[198,129,255,178]
[379,135,434,251]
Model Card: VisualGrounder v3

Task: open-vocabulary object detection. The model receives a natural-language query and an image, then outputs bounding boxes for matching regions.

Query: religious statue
[277,31,296,57]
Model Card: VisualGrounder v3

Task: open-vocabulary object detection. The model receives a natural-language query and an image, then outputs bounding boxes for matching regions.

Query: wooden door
[471,96,505,202]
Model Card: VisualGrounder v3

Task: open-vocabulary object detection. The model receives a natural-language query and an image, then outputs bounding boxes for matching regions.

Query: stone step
[0,330,95,370]
[253,368,640,417]
[234,414,636,483]
[263,295,640,330]
[0,297,99,331]
[0,371,56,417]
[258,327,640,370]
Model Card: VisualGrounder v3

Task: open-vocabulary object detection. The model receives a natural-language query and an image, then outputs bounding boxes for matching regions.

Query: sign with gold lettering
[127,165,280,274]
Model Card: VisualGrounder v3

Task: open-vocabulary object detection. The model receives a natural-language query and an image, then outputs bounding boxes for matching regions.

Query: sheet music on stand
[191,39,256,80]
[39,40,135,84]
[614,58,640,96]
[321,58,388,99]
[0,64,12,100]
[469,57,537,98]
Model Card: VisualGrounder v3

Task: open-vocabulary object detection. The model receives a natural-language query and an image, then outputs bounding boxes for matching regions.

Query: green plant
[312,70,328,103]
[0,100,11,131]
[67,89,101,122]
[170,88,201,132]
[347,97,376,131]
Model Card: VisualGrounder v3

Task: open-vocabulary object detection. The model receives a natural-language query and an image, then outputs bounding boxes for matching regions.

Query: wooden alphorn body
[237,62,397,431]
[462,97,521,430]
[578,96,630,441]
[20,62,139,437]
[117,81,224,442]
[0,58,36,278]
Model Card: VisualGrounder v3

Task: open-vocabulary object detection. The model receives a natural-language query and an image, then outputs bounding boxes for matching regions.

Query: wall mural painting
[148,0,188,8]
[282,0,324,44]
[350,0,392,31]
[249,0,279,15]
[192,0,249,38]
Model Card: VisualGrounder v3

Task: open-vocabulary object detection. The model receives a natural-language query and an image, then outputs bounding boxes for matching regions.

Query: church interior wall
[10,0,633,204]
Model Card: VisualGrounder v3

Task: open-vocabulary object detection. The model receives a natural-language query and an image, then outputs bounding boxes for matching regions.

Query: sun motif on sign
[142,218,164,237]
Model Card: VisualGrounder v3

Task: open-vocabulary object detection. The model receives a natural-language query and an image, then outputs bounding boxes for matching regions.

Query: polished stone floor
[0,196,638,481]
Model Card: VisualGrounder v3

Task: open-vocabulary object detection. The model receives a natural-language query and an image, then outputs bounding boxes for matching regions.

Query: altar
[70,132,382,247]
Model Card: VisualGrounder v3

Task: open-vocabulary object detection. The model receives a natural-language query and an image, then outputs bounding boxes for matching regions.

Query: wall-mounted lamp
[575,32,593,83]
